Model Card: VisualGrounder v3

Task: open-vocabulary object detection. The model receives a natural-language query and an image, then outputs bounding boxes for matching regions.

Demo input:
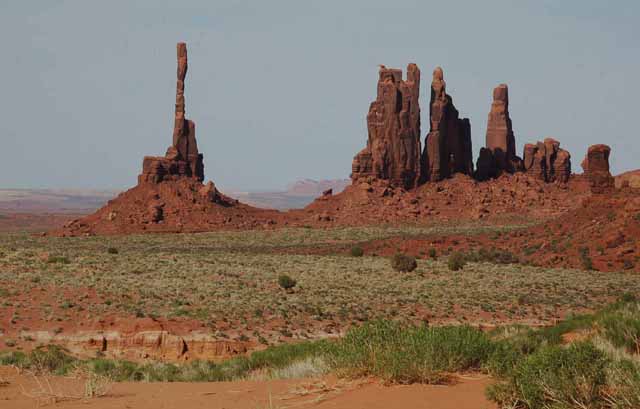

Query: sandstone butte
[50,44,626,237]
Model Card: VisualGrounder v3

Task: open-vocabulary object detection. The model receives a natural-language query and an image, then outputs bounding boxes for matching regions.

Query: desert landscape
[2,3,640,409]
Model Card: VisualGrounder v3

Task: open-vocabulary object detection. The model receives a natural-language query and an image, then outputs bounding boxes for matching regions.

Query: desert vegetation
[2,298,639,408]
[1,225,639,348]
[1,225,639,408]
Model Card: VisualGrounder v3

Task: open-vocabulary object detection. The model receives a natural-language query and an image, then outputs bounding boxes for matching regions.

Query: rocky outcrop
[139,42,204,184]
[477,84,522,180]
[582,144,614,193]
[351,64,422,189]
[18,329,249,362]
[522,138,571,183]
[421,67,473,182]
[50,42,282,237]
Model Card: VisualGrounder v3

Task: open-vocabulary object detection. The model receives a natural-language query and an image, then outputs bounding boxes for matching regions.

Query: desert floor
[0,366,494,409]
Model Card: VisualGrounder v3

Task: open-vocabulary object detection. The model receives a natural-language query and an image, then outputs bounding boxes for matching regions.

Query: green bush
[46,255,70,264]
[328,320,493,383]
[277,274,297,291]
[599,303,640,354]
[428,248,437,259]
[391,253,417,272]
[350,246,364,257]
[488,342,609,409]
[0,345,77,375]
[447,252,466,271]
[606,360,640,408]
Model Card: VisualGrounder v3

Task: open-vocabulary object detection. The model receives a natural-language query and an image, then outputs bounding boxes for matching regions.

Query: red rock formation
[351,64,422,189]
[522,138,571,183]
[421,67,473,182]
[139,42,204,184]
[582,144,614,193]
[49,42,286,237]
[478,84,522,179]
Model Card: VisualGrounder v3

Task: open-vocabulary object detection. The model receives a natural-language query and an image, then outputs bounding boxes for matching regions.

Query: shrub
[350,246,364,257]
[391,253,417,272]
[277,275,297,291]
[46,255,70,264]
[487,342,610,409]
[599,303,640,354]
[328,320,493,384]
[0,345,77,375]
[428,248,437,259]
[447,252,466,271]
[107,247,119,254]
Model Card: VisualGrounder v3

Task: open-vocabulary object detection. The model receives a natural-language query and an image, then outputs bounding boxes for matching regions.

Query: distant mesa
[286,179,350,197]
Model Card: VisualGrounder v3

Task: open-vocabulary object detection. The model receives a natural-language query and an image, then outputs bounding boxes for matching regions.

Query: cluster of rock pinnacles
[351,64,613,193]
[138,44,614,198]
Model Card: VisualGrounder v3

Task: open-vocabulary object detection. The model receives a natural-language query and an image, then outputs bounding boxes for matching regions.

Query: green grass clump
[487,342,640,409]
[391,253,417,272]
[328,320,493,384]
[428,247,437,259]
[599,302,640,354]
[350,246,364,257]
[46,255,70,264]
[0,345,77,375]
[487,297,640,408]
[487,342,608,409]
[277,274,297,291]
[447,252,466,271]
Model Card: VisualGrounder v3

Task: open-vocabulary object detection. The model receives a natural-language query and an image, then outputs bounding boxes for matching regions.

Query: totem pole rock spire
[139,42,204,184]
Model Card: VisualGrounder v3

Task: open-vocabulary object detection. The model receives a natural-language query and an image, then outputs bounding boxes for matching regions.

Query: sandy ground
[0,366,495,409]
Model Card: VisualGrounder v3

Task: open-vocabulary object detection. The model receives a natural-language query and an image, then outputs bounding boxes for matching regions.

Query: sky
[1,0,638,191]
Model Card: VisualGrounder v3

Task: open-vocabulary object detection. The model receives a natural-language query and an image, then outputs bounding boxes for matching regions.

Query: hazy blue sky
[1,1,638,191]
